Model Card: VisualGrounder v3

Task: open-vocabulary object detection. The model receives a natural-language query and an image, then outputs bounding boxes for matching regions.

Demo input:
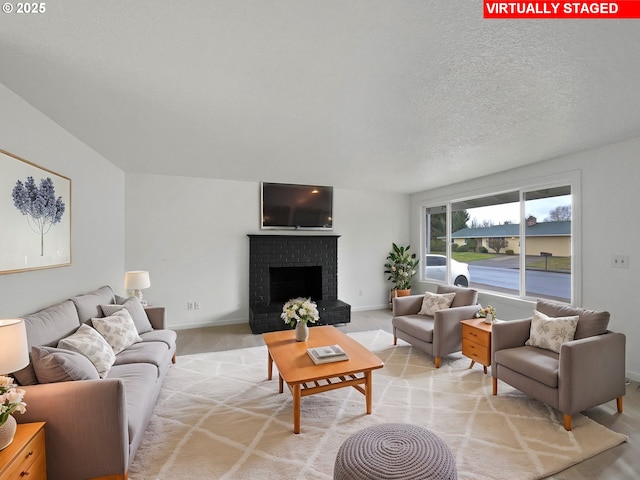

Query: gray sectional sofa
[13,285,176,480]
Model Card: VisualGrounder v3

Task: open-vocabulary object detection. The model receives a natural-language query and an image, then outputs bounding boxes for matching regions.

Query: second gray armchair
[491,299,626,431]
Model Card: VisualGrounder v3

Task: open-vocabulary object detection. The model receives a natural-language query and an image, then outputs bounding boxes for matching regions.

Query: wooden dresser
[461,318,493,374]
[0,422,46,480]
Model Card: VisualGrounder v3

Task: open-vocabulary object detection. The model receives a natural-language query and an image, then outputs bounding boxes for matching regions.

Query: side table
[0,422,46,480]
[461,318,494,374]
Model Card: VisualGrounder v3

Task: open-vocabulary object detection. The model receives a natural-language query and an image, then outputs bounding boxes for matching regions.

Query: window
[421,177,576,303]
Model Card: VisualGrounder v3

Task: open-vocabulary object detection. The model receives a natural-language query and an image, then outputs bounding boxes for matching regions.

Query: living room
[1,2,639,479]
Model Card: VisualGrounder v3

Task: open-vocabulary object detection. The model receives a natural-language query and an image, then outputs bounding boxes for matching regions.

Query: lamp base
[130,289,146,305]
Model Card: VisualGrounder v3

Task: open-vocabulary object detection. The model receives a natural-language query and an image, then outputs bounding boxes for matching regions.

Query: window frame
[418,171,581,305]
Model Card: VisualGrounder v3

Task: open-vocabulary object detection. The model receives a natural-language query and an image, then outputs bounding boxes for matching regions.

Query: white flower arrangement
[281,297,320,328]
[0,375,27,426]
[476,305,496,319]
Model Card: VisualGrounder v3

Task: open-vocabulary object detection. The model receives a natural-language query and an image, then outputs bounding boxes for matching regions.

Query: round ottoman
[333,423,456,480]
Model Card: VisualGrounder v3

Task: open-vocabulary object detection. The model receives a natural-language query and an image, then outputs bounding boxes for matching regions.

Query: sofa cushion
[535,300,609,340]
[437,285,478,308]
[31,345,100,383]
[58,324,116,378]
[392,315,434,343]
[92,309,143,354]
[71,286,116,324]
[418,291,456,316]
[102,296,153,334]
[14,299,81,386]
[525,310,578,353]
[139,328,177,349]
[113,341,172,376]
[495,346,560,388]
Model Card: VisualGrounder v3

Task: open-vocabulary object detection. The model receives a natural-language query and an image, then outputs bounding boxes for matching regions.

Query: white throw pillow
[525,309,579,353]
[418,291,456,316]
[57,324,116,378]
[92,309,143,354]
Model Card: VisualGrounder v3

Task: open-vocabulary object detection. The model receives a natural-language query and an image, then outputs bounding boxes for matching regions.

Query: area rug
[128,330,627,480]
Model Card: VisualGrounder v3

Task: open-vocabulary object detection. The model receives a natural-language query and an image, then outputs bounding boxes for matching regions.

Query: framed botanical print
[0,149,71,274]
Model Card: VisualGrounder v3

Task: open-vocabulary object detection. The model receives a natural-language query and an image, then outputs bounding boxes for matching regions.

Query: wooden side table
[461,318,493,374]
[0,422,46,480]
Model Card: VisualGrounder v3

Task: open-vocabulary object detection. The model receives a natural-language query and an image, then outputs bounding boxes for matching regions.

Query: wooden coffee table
[262,325,384,434]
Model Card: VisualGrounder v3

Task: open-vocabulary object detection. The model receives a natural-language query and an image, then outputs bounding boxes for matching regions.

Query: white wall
[0,83,125,316]
[125,173,409,329]
[411,137,640,381]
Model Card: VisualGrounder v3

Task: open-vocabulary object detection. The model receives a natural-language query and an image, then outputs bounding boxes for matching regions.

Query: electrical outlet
[187,301,194,310]
[194,301,200,310]
[612,255,630,268]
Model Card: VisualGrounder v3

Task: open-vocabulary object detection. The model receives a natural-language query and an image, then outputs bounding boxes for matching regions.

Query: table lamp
[124,270,151,304]
[0,319,29,376]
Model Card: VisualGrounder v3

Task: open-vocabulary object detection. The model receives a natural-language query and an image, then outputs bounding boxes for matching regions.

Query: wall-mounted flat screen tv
[261,182,333,230]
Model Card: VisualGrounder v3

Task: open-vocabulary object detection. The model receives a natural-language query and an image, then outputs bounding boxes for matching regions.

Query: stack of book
[307,344,349,365]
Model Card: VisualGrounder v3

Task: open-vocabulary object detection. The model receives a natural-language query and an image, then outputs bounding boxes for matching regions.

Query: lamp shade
[0,319,29,374]
[124,271,151,290]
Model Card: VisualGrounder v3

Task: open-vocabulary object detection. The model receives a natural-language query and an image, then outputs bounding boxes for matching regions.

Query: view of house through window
[424,185,572,302]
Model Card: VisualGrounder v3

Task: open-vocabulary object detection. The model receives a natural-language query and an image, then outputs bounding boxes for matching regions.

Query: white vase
[0,414,17,450]
[295,322,309,342]
[484,313,494,324]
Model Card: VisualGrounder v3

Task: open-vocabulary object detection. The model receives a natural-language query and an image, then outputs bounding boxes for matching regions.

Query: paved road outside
[465,255,570,302]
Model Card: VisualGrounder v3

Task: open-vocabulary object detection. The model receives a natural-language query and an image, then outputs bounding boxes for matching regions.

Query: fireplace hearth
[248,235,351,334]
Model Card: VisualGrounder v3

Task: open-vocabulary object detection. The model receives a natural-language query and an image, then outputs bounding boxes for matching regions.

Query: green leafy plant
[384,243,420,290]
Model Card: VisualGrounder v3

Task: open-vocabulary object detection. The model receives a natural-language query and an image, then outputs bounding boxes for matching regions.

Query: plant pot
[395,289,411,297]
[0,415,17,450]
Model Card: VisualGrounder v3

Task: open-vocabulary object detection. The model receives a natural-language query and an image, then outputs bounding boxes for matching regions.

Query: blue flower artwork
[1,149,71,274]
[12,176,66,256]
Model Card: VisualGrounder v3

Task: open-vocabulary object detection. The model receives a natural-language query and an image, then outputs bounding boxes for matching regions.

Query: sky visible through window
[466,195,571,226]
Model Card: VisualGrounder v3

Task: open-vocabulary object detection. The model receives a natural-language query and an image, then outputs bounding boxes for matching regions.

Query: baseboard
[350,304,390,312]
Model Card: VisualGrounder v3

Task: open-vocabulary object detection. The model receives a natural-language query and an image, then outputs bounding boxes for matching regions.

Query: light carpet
[128,330,627,480]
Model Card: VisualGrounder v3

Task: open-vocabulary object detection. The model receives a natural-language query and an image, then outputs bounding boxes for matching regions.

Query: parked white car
[425,254,470,287]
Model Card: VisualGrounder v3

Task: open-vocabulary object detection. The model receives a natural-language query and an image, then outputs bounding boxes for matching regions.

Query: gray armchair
[392,285,479,368]
[491,299,626,431]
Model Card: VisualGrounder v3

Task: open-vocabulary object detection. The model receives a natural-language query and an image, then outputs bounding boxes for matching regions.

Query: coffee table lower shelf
[270,366,373,434]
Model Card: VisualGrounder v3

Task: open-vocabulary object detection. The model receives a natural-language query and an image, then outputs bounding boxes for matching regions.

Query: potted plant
[384,243,420,298]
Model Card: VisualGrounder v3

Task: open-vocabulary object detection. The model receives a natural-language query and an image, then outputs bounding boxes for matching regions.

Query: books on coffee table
[307,344,349,365]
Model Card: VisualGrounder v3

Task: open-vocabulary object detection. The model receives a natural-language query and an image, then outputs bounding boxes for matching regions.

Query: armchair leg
[434,357,441,368]
[393,335,397,346]
[492,377,497,395]
[617,396,623,413]
[563,414,572,431]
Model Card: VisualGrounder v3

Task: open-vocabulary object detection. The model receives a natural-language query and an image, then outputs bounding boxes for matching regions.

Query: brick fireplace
[248,234,351,334]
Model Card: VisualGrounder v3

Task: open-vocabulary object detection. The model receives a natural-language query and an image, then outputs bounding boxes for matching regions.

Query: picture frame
[0,149,72,274]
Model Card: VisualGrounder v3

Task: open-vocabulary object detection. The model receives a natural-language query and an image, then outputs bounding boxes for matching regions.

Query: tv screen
[261,182,333,229]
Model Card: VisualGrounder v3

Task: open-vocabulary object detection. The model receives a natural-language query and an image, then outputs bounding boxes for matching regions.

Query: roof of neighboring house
[451,221,571,239]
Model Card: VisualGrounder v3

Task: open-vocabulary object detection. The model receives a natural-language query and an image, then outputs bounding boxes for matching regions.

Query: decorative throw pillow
[31,345,100,384]
[418,291,456,316]
[91,309,143,354]
[57,324,116,378]
[101,296,153,334]
[525,309,579,353]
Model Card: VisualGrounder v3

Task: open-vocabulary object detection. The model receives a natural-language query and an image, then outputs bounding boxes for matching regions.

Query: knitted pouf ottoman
[333,423,456,480]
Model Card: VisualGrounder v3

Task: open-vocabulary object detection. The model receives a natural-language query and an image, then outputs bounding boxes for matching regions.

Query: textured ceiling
[1,1,639,193]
